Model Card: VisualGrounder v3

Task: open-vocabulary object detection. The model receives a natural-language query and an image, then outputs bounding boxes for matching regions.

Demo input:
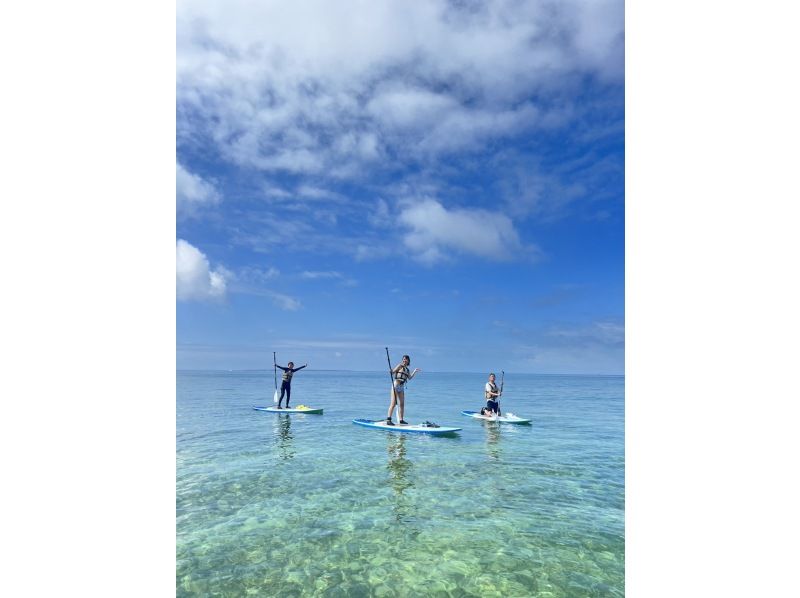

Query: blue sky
[176,0,624,374]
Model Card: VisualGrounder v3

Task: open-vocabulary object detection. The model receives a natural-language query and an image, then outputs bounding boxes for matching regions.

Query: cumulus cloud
[176,162,220,216]
[176,239,228,301]
[176,0,623,266]
[398,198,530,264]
[177,0,623,175]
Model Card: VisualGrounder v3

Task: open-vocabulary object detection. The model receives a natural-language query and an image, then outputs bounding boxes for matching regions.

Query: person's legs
[398,393,406,423]
[387,389,399,423]
[284,383,291,408]
[278,385,286,407]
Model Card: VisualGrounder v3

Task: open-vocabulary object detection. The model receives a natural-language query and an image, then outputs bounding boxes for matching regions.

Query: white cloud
[175,1,623,266]
[225,269,301,310]
[522,344,623,375]
[176,162,220,216]
[176,239,228,301]
[354,244,393,262]
[509,320,625,374]
[418,103,542,155]
[546,321,625,345]
[263,184,292,200]
[177,0,624,175]
[398,198,529,264]
[300,270,358,287]
[237,266,280,283]
[300,271,342,280]
[296,186,344,202]
[264,291,301,311]
[367,198,391,228]
[367,87,459,132]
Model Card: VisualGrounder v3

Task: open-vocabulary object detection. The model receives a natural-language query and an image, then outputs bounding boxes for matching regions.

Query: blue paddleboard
[353,418,461,435]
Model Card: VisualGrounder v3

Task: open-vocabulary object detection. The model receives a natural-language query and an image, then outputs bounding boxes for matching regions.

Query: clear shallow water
[177,370,624,597]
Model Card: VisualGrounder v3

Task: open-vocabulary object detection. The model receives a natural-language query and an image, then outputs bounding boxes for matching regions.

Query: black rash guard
[276,365,307,407]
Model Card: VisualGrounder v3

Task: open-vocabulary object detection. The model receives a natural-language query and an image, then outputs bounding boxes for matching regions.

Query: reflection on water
[274,414,295,460]
[386,435,415,525]
[485,422,501,461]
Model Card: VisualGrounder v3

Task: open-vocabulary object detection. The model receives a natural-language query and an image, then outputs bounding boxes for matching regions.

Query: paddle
[273,352,279,403]
[498,370,504,416]
[385,347,397,406]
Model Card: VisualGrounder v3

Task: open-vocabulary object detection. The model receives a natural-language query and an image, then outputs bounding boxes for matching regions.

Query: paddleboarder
[275,361,307,409]
[485,372,502,415]
[386,354,420,426]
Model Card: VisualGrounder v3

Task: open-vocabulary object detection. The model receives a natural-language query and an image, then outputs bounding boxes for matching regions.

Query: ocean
[177,370,624,597]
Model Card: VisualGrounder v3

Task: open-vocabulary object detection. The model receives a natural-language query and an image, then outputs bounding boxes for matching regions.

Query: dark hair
[489,372,495,377]
[288,361,294,367]
[402,355,410,363]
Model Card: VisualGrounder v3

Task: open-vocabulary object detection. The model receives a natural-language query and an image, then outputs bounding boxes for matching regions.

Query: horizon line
[176,368,624,377]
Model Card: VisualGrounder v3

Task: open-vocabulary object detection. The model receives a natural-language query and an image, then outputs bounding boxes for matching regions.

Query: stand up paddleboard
[253,405,323,414]
[353,419,461,435]
[461,410,531,424]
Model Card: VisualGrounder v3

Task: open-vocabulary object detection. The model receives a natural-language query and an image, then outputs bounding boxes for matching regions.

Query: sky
[176,0,624,374]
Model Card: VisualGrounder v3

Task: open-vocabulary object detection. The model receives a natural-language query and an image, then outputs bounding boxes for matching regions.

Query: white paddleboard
[253,405,323,414]
[461,410,531,424]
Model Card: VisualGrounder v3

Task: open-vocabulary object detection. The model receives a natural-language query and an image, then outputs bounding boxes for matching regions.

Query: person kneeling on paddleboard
[386,354,420,426]
[276,361,307,409]
[485,373,502,415]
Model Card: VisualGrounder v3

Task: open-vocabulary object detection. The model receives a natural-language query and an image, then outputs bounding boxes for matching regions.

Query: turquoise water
[177,370,624,597]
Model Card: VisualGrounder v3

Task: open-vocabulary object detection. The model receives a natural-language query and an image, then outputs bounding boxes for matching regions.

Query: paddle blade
[273,390,279,403]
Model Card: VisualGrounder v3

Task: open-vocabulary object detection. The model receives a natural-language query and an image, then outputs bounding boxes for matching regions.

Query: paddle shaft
[273,352,279,403]
[385,347,397,401]
[499,370,504,415]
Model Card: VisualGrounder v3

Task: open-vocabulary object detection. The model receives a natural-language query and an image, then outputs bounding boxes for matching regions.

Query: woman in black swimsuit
[275,361,307,408]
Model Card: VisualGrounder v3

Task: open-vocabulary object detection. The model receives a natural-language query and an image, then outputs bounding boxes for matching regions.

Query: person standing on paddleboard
[275,361,307,409]
[386,355,420,426]
[485,373,502,415]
